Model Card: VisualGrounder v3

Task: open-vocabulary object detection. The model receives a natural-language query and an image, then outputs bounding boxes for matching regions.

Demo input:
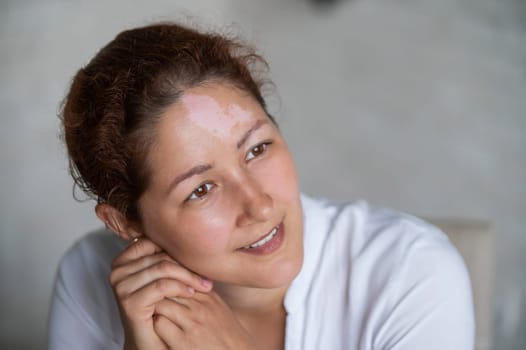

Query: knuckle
[156,260,173,274]
[108,270,118,286]
[159,252,171,261]
[111,256,123,269]
[130,243,142,259]
[140,254,157,269]
[160,253,180,267]
[113,280,127,297]
[153,279,167,292]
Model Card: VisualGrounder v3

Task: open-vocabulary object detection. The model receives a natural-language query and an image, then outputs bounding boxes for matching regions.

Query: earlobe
[95,204,142,241]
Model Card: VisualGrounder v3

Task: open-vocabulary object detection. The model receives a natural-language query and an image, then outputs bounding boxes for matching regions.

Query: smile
[244,226,279,249]
[239,221,285,255]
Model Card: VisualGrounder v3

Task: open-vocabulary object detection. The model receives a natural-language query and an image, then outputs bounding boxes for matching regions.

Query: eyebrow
[167,119,269,195]
[166,164,213,195]
[236,119,268,149]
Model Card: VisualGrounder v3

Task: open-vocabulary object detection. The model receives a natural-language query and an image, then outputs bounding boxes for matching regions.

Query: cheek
[259,150,299,199]
[167,210,233,257]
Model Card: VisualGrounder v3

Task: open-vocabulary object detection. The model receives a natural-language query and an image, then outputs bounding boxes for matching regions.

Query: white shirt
[48,194,475,349]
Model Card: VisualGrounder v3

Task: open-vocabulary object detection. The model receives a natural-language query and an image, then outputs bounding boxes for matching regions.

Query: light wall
[1,0,525,348]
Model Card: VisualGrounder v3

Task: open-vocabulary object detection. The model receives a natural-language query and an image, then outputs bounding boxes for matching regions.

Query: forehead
[177,84,257,138]
[148,83,267,170]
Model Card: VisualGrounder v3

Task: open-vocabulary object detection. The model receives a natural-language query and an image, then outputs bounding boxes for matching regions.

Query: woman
[49,22,475,349]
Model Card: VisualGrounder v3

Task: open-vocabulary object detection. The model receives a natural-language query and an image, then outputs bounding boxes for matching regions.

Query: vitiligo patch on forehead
[181,92,253,138]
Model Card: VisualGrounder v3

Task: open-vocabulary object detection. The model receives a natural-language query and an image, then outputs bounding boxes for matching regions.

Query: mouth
[243,225,279,249]
[239,221,285,255]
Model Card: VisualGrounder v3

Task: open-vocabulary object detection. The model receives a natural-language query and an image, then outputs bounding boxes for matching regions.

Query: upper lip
[240,220,282,249]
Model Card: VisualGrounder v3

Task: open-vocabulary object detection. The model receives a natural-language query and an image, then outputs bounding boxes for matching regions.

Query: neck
[214,282,288,350]
[213,281,288,317]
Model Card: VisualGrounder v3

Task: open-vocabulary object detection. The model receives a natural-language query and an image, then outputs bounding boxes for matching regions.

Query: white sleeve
[375,233,475,350]
[48,234,124,350]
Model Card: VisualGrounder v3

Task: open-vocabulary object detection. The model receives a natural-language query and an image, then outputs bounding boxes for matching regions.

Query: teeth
[245,226,278,249]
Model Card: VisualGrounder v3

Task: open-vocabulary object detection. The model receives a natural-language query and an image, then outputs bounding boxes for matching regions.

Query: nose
[235,176,273,227]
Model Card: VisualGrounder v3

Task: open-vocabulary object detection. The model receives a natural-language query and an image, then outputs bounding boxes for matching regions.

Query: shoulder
[58,228,126,275]
[302,193,470,289]
[49,229,126,349]
[301,193,453,263]
[56,228,126,295]
[299,194,474,348]
[55,227,126,322]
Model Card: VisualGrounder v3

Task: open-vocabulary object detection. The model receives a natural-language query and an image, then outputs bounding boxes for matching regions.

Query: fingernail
[187,286,195,294]
[201,278,212,288]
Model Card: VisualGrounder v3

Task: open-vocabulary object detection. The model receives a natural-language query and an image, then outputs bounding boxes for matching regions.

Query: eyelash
[186,182,214,202]
[185,141,273,203]
[245,141,272,161]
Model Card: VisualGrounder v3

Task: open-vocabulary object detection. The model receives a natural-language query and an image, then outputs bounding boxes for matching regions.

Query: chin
[253,252,304,289]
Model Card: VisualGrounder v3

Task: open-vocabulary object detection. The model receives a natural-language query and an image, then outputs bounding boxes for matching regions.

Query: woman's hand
[153,290,257,350]
[109,238,213,350]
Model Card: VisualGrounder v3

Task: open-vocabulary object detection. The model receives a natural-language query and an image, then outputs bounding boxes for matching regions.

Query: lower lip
[240,222,284,255]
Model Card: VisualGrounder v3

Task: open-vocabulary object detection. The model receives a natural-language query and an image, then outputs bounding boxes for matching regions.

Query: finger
[155,298,193,330]
[113,238,163,268]
[166,294,196,309]
[191,289,222,305]
[120,278,195,315]
[110,252,171,286]
[153,315,185,347]
[114,259,212,296]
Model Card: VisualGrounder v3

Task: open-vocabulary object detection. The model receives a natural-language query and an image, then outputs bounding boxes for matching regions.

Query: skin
[97,82,304,349]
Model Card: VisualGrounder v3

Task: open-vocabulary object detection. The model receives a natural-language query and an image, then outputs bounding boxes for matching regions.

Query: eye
[245,142,271,161]
[186,182,214,202]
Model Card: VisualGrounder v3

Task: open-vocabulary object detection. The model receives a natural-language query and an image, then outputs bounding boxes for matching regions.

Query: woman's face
[138,82,304,288]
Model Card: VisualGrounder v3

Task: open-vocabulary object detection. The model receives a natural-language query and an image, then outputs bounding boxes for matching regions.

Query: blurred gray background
[1,0,525,349]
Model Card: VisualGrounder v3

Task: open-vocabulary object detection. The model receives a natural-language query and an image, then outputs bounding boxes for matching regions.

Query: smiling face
[137,82,304,288]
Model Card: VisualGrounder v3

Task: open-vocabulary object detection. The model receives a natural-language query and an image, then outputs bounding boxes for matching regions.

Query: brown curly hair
[61,22,274,221]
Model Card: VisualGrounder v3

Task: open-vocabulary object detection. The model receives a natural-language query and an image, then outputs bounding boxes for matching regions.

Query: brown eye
[253,145,264,156]
[195,185,208,196]
[245,142,270,161]
[187,183,213,201]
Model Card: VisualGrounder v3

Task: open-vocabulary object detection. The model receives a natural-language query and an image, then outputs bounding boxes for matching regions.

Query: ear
[95,203,143,241]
